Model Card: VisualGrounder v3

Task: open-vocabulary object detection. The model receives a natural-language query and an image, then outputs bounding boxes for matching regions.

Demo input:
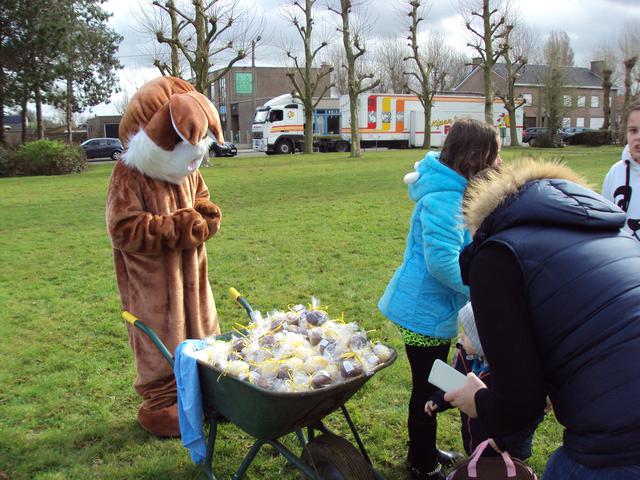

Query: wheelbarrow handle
[229,287,254,319]
[122,311,174,368]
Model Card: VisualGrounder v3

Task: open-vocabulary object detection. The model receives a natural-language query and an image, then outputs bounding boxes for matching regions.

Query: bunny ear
[166,93,209,146]
[184,91,225,144]
[162,91,225,146]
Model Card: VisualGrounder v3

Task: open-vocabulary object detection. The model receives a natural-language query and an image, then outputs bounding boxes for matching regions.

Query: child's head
[458,303,484,358]
[626,101,640,163]
[440,118,500,179]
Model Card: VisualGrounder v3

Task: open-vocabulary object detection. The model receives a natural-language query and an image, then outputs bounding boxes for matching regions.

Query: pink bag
[446,440,537,480]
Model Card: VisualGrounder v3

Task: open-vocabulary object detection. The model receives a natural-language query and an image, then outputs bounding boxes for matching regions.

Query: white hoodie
[602,145,640,239]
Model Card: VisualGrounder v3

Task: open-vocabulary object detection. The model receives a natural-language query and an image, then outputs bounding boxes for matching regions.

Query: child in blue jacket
[379,118,501,479]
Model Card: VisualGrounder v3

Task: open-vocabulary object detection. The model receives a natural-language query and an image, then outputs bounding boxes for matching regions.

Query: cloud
[89,0,640,116]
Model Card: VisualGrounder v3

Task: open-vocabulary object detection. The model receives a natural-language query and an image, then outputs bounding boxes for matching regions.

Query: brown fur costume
[106,76,223,437]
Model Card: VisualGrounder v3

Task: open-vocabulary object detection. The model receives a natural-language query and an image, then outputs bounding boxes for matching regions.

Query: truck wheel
[334,141,350,153]
[300,433,374,480]
[275,140,293,155]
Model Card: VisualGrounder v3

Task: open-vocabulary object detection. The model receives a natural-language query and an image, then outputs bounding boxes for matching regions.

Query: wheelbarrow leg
[204,417,218,480]
[340,405,386,479]
[340,405,372,465]
[267,439,320,480]
[232,439,265,480]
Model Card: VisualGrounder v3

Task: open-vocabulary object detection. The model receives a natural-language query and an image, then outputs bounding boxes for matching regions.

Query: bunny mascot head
[106,76,224,438]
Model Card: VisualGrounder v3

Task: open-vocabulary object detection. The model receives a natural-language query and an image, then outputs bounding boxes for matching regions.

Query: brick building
[208,65,332,144]
[454,60,618,130]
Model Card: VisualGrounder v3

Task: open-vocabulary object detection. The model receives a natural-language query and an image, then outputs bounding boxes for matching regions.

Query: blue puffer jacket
[378,152,470,339]
[464,162,640,468]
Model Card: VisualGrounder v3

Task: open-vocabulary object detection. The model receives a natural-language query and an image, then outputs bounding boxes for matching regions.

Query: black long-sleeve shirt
[468,243,548,437]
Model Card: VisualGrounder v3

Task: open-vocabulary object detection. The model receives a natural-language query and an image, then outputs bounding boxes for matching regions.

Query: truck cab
[252,94,305,154]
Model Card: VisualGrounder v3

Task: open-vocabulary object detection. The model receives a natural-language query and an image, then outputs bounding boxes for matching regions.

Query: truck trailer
[251,92,522,154]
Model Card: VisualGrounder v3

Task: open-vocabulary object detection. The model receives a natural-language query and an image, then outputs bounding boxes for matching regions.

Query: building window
[563,95,572,107]
[522,93,533,105]
[590,117,604,129]
[235,72,253,95]
[562,117,571,128]
[577,96,586,107]
[576,117,585,127]
[591,95,599,108]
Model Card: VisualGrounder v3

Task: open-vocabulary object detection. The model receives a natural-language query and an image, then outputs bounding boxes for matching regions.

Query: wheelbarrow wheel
[300,433,375,480]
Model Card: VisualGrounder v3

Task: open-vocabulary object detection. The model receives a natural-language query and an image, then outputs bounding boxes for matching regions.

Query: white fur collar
[122,130,213,184]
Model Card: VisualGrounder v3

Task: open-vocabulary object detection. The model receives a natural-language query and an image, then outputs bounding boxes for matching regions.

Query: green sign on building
[235,72,253,95]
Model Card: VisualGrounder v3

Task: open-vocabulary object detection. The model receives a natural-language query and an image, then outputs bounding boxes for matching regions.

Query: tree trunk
[167,0,180,76]
[506,104,518,147]
[507,81,519,147]
[35,87,44,139]
[193,0,207,94]
[482,0,493,124]
[349,88,360,157]
[304,99,314,154]
[422,97,432,149]
[66,77,73,143]
[0,66,5,145]
[602,69,612,131]
[623,57,637,113]
[21,93,27,145]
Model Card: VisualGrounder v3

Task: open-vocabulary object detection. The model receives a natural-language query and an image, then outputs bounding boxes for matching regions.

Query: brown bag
[446,440,537,480]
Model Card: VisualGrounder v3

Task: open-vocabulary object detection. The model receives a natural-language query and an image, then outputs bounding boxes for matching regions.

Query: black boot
[406,461,447,480]
[436,448,465,467]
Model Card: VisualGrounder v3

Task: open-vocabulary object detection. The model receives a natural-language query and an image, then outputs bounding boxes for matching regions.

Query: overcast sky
[88,0,640,116]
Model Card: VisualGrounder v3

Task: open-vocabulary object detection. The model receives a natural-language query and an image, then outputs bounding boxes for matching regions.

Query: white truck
[251,92,522,154]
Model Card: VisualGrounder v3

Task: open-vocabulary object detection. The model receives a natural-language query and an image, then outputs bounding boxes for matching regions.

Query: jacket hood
[463,158,625,236]
[404,151,467,202]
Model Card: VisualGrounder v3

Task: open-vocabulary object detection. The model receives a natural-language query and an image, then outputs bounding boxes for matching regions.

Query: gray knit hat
[458,302,484,359]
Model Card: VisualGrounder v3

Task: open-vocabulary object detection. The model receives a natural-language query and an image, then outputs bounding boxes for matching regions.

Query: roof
[456,63,616,91]
[495,63,605,87]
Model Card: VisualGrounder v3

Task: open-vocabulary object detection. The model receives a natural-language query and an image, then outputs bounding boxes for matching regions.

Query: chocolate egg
[340,359,363,378]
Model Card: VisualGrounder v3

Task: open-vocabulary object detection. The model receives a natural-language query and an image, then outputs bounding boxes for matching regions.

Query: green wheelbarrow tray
[122,291,397,480]
[196,331,397,440]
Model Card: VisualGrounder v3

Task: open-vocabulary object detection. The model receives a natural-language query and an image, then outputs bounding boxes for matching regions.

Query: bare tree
[151,0,262,94]
[114,89,131,115]
[620,22,640,116]
[404,1,451,148]
[372,35,410,93]
[442,50,472,91]
[543,30,574,67]
[135,0,183,77]
[462,0,511,124]
[326,45,349,95]
[592,45,618,131]
[540,30,574,140]
[328,0,379,157]
[494,19,535,146]
[282,0,333,154]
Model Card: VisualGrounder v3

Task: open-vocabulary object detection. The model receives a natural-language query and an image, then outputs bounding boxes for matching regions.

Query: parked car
[562,127,592,142]
[523,127,551,144]
[522,127,564,146]
[210,141,237,157]
[80,138,123,160]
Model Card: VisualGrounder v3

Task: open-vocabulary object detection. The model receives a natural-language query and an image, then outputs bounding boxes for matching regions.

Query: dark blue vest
[470,178,640,468]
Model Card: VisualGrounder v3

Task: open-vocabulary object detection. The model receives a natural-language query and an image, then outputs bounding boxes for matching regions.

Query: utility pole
[251,36,261,123]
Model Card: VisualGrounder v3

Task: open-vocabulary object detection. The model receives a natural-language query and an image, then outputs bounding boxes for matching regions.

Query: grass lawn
[0,145,622,479]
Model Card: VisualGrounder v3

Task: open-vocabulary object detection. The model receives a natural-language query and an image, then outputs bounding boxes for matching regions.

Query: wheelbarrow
[122,288,397,480]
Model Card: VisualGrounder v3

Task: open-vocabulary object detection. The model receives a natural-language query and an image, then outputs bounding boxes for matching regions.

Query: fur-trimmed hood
[463,158,624,237]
